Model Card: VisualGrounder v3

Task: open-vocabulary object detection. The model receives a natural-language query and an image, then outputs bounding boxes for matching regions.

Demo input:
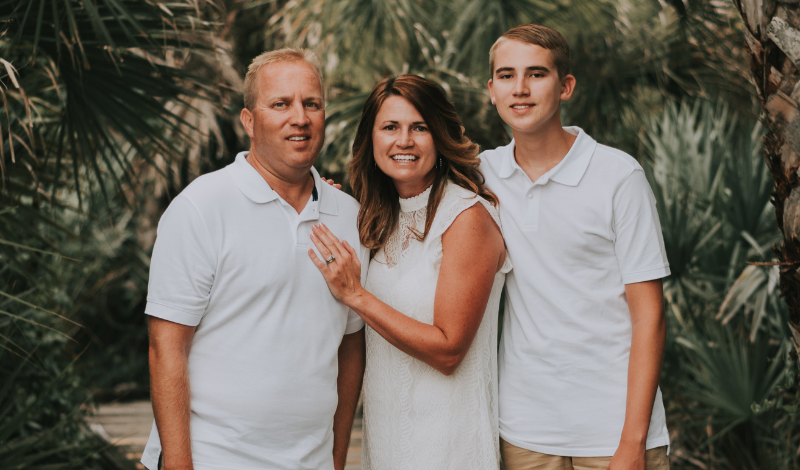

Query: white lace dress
[362,181,512,470]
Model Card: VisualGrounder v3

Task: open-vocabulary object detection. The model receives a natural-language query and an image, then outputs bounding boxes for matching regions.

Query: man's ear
[487,78,496,105]
[560,75,576,102]
[240,108,255,139]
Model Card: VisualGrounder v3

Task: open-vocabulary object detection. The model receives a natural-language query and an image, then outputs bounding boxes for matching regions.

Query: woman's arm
[308,204,505,376]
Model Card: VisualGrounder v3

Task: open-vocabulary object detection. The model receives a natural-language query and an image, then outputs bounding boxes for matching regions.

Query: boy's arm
[608,279,666,470]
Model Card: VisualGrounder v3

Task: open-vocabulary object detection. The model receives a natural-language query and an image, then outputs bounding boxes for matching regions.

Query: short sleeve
[427,184,511,274]
[344,243,369,334]
[145,195,217,326]
[612,169,670,284]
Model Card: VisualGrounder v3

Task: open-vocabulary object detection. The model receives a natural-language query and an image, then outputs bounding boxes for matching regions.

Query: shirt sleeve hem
[622,265,671,284]
[344,313,365,335]
[145,301,203,327]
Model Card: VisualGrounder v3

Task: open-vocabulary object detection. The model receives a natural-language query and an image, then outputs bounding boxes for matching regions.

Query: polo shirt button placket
[524,185,541,232]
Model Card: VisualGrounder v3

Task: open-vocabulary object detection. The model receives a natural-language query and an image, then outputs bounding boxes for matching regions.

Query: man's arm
[609,279,666,470]
[149,316,197,470]
[332,328,365,470]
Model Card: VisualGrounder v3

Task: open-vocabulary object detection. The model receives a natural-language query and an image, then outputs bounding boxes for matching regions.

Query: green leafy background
[1,0,797,468]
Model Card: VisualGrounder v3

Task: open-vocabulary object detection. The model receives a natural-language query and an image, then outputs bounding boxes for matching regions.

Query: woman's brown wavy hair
[349,74,497,255]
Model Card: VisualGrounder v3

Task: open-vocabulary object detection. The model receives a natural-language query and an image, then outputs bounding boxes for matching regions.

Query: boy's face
[488,40,575,136]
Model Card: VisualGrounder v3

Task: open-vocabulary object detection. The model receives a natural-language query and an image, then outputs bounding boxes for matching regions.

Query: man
[480,25,671,469]
[141,48,367,470]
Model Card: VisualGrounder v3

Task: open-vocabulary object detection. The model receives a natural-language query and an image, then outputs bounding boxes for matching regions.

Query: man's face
[488,40,574,136]
[241,60,325,172]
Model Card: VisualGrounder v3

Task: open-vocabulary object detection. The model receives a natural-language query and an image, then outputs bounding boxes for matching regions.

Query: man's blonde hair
[243,48,325,110]
[489,24,570,79]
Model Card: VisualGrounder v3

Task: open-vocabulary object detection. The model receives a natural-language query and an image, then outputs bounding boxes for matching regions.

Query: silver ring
[325,254,336,264]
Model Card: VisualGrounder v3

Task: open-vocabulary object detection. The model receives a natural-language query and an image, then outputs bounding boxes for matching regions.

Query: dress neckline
[399,185,432,213]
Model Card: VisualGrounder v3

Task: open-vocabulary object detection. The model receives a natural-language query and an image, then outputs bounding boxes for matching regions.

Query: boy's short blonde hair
[243,48,325,110]
[489,24,570,79]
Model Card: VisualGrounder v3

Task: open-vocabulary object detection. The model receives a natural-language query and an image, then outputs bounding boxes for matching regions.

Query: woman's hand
[322,177,341,189]
[308,223,363,306]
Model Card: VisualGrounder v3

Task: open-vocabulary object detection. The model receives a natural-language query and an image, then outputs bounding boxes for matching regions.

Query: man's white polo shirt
[480,127,671,457]
[141,152,367,470]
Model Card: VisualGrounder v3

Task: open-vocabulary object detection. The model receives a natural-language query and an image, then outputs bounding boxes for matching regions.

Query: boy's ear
[560,75,576,102]
[487,78,496,105]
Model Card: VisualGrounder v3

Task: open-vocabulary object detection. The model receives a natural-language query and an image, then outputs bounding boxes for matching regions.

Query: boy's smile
[488,40,575,137]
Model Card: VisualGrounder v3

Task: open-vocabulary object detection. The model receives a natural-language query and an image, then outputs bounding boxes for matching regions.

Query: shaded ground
[87,400,363,469]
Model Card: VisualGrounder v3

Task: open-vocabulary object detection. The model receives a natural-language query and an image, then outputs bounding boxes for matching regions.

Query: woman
[307,75,510,469]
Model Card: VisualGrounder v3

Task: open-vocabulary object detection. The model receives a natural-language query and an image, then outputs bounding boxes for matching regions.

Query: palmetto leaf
[676,326,788,446]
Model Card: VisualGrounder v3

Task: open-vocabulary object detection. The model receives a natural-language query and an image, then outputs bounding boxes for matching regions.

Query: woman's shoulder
[432,181,500,233]
[441,181,499,219]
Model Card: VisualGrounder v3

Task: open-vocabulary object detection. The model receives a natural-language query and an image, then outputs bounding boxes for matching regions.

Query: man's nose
[288,102,311,126]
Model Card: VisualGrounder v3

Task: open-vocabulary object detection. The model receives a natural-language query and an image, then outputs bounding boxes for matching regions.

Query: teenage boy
[480,25,671,470]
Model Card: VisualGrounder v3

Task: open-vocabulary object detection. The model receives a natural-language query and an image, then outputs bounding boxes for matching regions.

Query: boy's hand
[322,177,341,189]
[606,441,645,470]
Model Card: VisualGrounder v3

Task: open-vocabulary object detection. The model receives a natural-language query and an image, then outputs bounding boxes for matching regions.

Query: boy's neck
[511,118,577,183]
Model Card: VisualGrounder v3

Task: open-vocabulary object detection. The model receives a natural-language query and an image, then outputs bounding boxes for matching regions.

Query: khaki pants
[501,438,670,470]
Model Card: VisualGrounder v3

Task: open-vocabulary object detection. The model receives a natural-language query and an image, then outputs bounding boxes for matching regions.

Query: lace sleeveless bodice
[362,182,511,470]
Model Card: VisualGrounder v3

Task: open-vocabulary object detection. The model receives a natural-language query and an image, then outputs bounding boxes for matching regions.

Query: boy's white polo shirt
[480,127,671,457]
[141,152,367,470]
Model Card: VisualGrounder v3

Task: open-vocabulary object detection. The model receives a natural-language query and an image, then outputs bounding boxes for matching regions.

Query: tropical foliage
[1,0,798,468]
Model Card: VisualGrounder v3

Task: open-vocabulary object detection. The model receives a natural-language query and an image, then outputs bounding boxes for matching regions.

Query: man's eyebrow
[494,65,551,75]
[263,95,323,102]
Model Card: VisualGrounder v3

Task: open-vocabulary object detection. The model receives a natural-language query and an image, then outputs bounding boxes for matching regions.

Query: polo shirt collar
[498,127,597,187]
[227,152,338,215]
[312,166,338,215]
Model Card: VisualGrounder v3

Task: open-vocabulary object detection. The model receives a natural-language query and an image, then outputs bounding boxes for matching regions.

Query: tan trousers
[501,438,670,470]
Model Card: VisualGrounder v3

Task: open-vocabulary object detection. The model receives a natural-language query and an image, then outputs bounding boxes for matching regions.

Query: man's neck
[512,119,577,184]
[246,151,315,214]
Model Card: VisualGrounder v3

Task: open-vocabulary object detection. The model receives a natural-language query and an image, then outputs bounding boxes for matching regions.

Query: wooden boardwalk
[87,400,363,469]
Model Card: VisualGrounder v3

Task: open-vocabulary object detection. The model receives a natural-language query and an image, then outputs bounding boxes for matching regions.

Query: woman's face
[372,95,437,199]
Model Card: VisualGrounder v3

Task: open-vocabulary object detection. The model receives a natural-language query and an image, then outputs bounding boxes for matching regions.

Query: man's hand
[607,439,646,470]
[149,317,196,470]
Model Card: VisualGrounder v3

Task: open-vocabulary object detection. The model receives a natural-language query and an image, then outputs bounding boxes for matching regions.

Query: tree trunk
[733,0,800,360]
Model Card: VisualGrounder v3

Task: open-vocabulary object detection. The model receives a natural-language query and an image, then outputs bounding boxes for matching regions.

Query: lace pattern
[363,181,510,470]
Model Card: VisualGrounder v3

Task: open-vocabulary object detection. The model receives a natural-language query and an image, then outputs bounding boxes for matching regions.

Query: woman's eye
[384,125,396,131]
[414,126,428,132]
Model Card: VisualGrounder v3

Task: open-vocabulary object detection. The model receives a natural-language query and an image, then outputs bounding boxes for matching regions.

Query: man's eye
[305,102,319,108]
[499,74,511,79]
[274,102,286,108]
